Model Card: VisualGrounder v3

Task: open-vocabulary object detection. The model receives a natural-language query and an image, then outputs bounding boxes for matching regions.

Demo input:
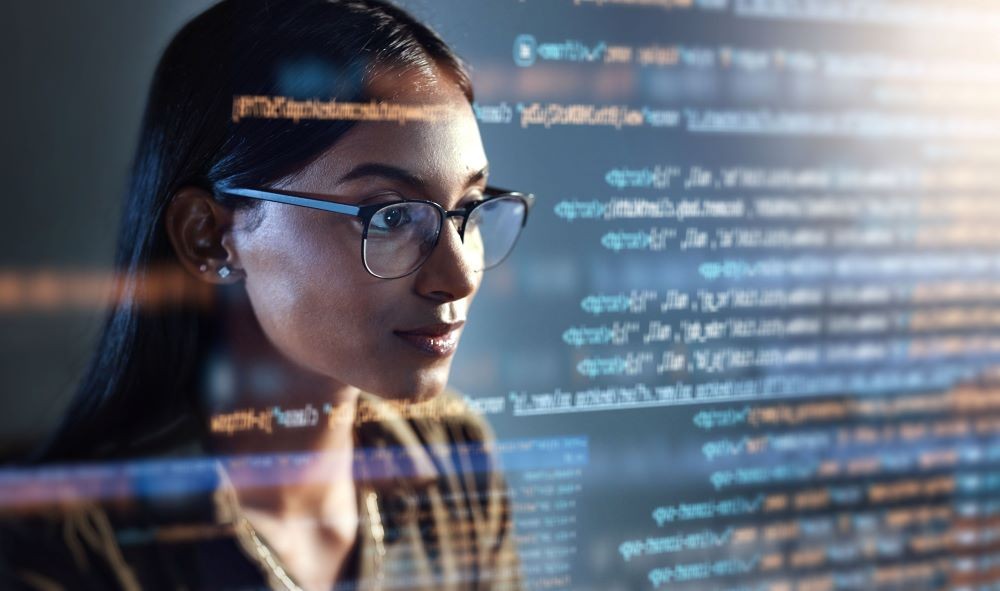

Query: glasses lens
[364,202,442,278]
[465,196,527,270]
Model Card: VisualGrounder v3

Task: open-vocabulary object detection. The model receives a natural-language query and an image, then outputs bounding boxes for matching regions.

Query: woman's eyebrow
[338,163,425,188]
[467,164,489,187]
[337,162,489,190]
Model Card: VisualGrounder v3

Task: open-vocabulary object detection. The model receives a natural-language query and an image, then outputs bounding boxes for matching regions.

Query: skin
[165,74,489,590]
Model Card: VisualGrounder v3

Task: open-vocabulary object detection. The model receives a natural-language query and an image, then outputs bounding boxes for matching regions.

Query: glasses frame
[220,185,535,279]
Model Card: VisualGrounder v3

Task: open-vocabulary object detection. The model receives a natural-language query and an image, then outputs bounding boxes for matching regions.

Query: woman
[0,0,529,589]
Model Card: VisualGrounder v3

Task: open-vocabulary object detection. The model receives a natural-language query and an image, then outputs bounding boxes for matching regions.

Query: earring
[198,264,208,273]
[217,266,231,279]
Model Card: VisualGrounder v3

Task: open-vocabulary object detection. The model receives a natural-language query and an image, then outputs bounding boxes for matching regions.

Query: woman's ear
[165,186,244,283]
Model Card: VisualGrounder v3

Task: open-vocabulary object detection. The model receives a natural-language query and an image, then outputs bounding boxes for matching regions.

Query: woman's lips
[393,321,464,357]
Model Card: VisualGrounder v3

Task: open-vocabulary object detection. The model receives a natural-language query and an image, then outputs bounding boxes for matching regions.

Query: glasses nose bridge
[418,207,477,281]
[443,209,469,239]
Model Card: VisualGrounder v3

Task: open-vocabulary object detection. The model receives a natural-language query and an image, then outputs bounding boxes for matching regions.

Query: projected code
[476,0,1000,589]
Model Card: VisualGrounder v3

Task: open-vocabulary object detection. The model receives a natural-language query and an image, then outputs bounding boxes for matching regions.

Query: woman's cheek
[237,212,352,356]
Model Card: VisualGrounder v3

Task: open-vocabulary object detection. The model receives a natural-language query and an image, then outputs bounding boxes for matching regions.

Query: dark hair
[33,0,474,462]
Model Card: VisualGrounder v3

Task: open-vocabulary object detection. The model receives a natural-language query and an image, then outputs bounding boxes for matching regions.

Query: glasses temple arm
[220,187,362,216]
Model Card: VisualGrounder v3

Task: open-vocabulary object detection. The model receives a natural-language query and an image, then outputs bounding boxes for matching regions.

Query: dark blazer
[0,390,523,590]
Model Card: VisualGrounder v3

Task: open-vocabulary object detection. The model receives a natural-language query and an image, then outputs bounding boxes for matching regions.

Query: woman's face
[230,82,488,401]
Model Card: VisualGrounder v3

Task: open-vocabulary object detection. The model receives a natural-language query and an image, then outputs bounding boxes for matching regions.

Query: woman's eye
[373,206,410,230]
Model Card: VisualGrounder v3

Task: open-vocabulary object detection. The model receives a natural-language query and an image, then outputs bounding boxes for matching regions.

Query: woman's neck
[203,288,362,519]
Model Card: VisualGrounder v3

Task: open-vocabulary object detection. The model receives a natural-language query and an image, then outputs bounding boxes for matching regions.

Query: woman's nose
[412,218,478,302]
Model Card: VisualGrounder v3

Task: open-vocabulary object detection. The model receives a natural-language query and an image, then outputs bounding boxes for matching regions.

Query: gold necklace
[236,515,302,591]
[236,489,385,591]
[365,490,387,591]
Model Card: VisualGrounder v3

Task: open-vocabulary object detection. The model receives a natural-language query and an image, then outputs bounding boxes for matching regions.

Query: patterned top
[0,390,522,591]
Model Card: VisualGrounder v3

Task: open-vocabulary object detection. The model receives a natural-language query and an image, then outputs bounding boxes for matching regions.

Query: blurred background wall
[2,1,213,454]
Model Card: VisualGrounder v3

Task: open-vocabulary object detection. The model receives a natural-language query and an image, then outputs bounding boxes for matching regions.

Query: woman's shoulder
[355,388,505,491]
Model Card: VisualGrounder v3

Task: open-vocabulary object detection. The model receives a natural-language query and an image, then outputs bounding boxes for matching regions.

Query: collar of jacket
[352,390,440,489]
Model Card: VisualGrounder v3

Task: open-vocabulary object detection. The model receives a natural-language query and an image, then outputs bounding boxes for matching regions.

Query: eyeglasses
[220,186,534,279]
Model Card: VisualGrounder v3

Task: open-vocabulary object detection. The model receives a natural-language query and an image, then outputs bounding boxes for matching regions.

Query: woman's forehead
[286,97,487,196]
